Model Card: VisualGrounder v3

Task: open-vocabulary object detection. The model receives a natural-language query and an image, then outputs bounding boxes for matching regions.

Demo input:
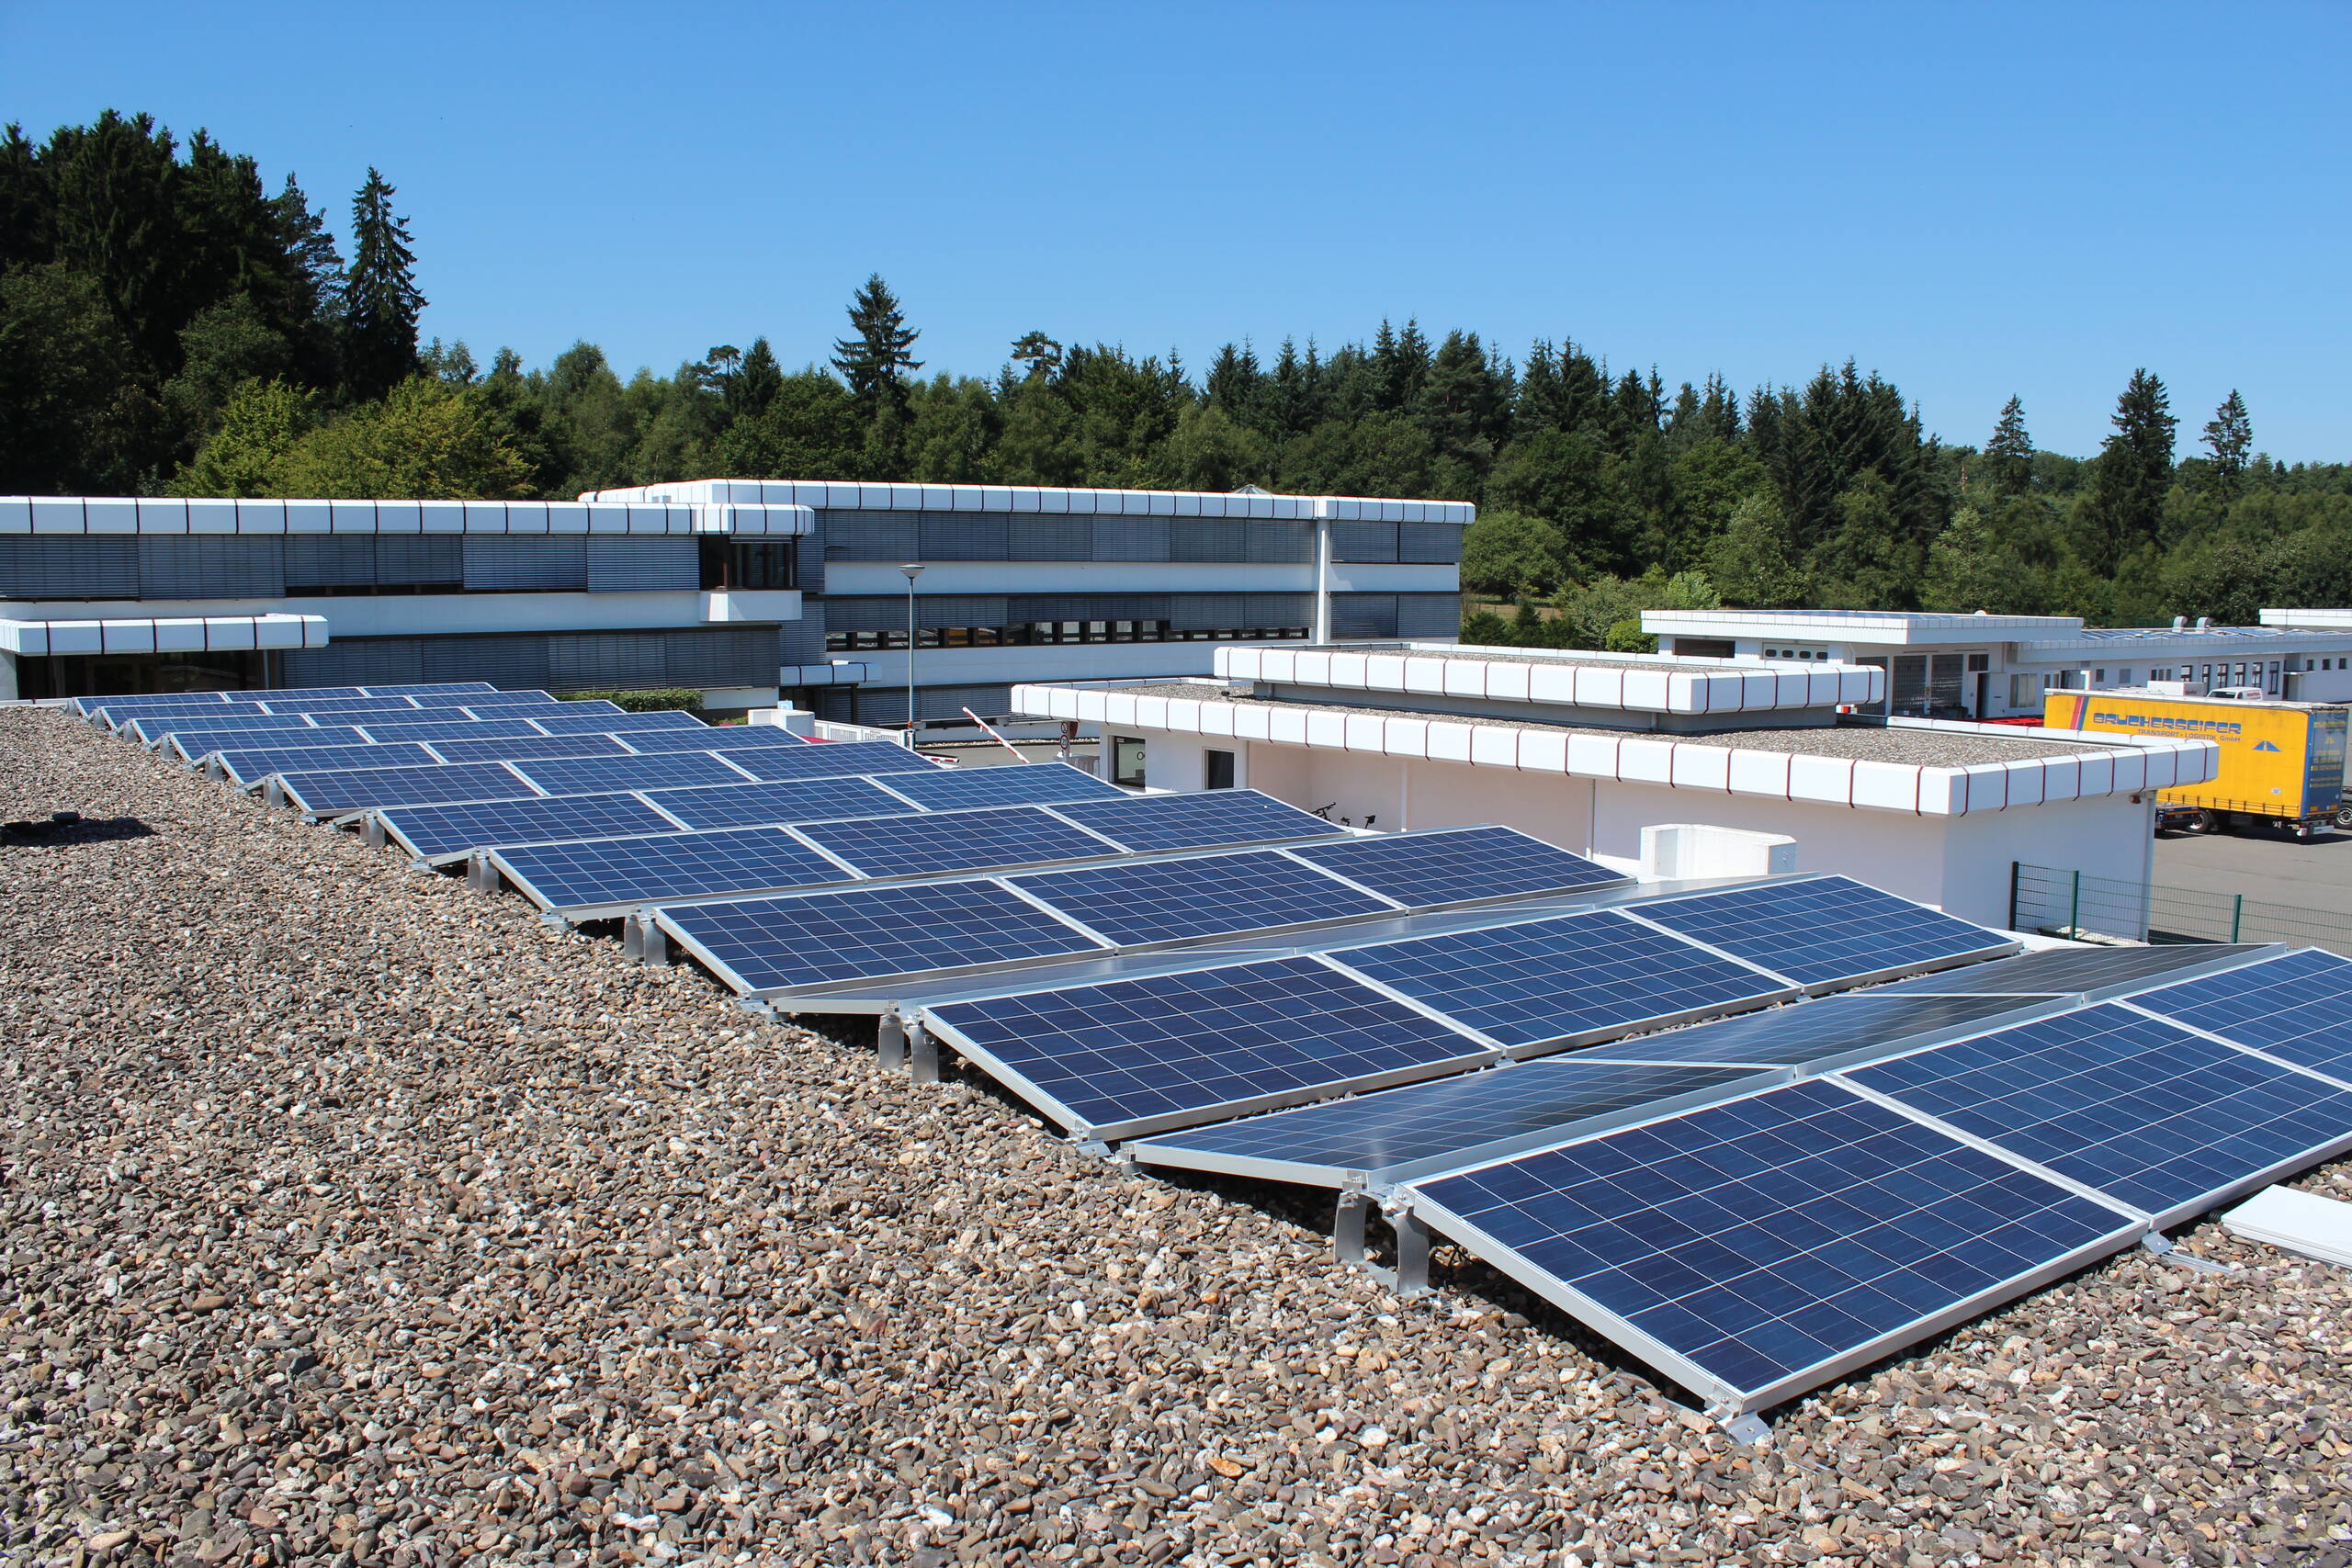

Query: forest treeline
[5,112,2349,637]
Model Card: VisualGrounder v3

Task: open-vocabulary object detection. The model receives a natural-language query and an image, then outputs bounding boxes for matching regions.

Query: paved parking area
[2157,826,2352,919]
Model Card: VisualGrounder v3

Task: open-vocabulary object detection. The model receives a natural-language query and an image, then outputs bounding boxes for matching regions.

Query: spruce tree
[341,167,424,401]
[830,273,922,409]
[1984,396,2033,493]
[2076,369,2177,572]
[2202,389,2252,488]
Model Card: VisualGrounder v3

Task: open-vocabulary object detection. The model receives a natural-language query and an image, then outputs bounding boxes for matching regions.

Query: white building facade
[1,481,1469,713]
[1639,609,2352,719]
[1012,643,2220,930]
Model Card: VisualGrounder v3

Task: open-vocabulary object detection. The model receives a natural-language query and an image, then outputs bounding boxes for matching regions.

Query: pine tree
[727,337,783,423]
[2202,389,2252,488]
[272,175,345,383]
[341,167,424,401]
[830,273,922,409]
[2076,369,2177,572]
[1984,396,2033,493]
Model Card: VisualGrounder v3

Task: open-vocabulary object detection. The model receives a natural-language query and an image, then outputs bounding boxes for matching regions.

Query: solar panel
[1632,877,2011,989]
[359,682,499,697]
[529,708,702,735]
[696,741,945,783]
[616,727,808,753]
[1132,1057,1776,1187]
[658,882,1105,994]
[868,761,1125,810]
[1408,1078,2138,1416]
[1867,944,2275,998]
[77,692,237,716]
[424,733,634,764]
[401,688,556,707]
[1008,851,1395,945]
[132,713,322,747]
[271,761,536,816]
[922,956,1496,1140]
[1286,826,1626,906]
[350,717,550,745]
[165,723,369,758]
[1329,910,1792,1049]
[1047,790,1337,852]
[793,806,1121,878]
[105,699,269,729]
[253,696,425,716]
[489,827,851,912]
[1844,1002,2352,1224]
[375,792,683,862]
[1577,993,2055,1069]
[212,741,440,785]
[2128,949,2352,1079]
[639,775,920,830]
[505,752,757,795]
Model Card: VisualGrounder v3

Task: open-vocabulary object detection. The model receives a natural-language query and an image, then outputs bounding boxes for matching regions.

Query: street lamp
[900,562,924,740]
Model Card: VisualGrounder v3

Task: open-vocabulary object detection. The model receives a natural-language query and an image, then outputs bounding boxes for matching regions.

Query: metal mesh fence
[2012,862,2352,955]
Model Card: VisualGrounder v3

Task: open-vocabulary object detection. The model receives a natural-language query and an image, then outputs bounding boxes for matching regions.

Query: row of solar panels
[84,682,567,732]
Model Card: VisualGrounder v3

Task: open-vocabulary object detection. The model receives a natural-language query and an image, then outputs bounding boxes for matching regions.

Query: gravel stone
[5,704,2350,1566]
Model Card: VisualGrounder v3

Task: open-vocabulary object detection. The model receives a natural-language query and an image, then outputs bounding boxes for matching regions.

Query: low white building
[1639,609,2352,718]
[1012,643,2220,930]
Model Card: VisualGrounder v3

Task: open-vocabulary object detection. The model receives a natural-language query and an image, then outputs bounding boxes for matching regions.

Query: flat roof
[579,478,1475,525]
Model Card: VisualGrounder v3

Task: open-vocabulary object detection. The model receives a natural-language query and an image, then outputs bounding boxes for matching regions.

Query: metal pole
[899,562,924,742]
[1311,515,1333,643]
[2070,869,2081,938]
[2232,893,2244,943]
[2008,862,2021,931]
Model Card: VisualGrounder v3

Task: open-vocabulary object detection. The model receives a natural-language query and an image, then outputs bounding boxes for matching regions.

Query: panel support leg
[1722,1412,1773,1446]
[876,1013,907,1070]
[2142,1232,2237,1275]
[639,913,667,965]
[1334,1190,1369,1269]
[909,1019,940,1084]
[365,815,386,850]
[1391,1208,1430,1298]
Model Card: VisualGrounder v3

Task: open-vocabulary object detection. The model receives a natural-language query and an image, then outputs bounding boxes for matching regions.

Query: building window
[1966,653,1989,673]
[1111,736,1147,788]
[2009,673,2043,708]
[1204,749,1236,790]
[822,619,1314,653]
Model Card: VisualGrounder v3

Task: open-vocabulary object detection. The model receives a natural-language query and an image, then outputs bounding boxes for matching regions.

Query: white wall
[0,590,770,639]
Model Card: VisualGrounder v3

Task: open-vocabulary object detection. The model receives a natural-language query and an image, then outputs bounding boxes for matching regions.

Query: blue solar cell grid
[78,692,236,716]
[254,696,425,717]
[214,741,439,784]
[507,751,756,795]
[377,792,683,860]
[425,733,635,764]
[1009,851,1394,945]
[870,761,1125,811]
[1332,909,1788,1048]
[168,724,370,757]
[401,688,554,706]
[493,826,850,910]
[616,727,807,754]
[1634,877,2007,987]
[1847,1002,2352,1222]
[1050,790,1336,852]
[1287,826,1625,907]
[706,741,945,783]
[660,883,1104,992]
[2127,950,2352,1079]
[1412,1079,2136,1404]
[641,775,920,831]
[1136,1057,1770,1182]
[529,709,700,735]
[109,701,271,730]
[360,682,498,697]
[1580,993,2049,1068]
[794,806,1120,878]
[275,761,535,814]
[926,956,1492,1137]
[350,717,549,745]
[132,714,324,747]
[1867,944,2270,998]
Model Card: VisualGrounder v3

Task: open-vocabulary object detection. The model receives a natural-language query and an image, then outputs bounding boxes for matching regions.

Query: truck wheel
[2336,804,2352,830]
[2290,822,2315,841]
[2187,810,2218,834]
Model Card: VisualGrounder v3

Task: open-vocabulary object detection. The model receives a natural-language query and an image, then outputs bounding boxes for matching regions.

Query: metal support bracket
[1333,1190,1370,1269]
[364,817,386,850]
[1721,1412,1773,1446]
[908,1019,940,1084]
[1069,1138,1114,1162]
[876,1013,907,1070]
[1354,1198,1432,1299]
[2142,1233,2239,1275]
[637,912,667,966]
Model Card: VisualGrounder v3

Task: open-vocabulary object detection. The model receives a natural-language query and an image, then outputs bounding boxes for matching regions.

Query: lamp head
[900,563,925,582]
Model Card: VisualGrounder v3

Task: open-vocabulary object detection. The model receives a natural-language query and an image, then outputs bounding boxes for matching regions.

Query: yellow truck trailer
[2045,688,2349,840]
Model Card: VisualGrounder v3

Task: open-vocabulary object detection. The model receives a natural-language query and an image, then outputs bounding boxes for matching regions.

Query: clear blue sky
[6,1,2347,461]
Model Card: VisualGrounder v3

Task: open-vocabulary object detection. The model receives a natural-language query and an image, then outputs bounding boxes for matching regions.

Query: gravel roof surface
[1097,685,2104,764]
[6,704,2350,1568]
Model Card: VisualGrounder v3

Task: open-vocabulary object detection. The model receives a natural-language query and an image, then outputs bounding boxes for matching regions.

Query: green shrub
[559,687,705,714]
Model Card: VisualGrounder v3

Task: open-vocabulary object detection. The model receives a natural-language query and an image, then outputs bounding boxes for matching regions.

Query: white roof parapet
[579,478,1476,526]
[0,497,811,536]
[2,613,328,656]
[1010,681,2220,817]
[1641,608,2081,643]
[1216,643,1883,715]
[2013,625,2319,655]
[2261,608,2352,628]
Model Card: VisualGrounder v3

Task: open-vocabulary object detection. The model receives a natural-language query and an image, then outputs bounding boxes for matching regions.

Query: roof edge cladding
[1641,608,2082,643]
[1216,644,1884,714]
[0,497,811,536]
[1011,681,2220,816]
[2,612,327,655]
[575,478,1476,526]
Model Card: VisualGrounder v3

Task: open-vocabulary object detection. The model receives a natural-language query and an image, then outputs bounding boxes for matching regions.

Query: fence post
[2009,862,2022,931]
[2232,894,2244,943]
[2070,870,2082,938]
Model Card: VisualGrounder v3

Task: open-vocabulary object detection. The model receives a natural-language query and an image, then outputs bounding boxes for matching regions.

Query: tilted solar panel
[1008,850,1395,945]
[1866,944,2274,998]
[77,692,237,716]
[1408,1078,2138,1416]
[2128,948,2352,1079]
[1632,876,2010,989]
[424,733,634,764]
[213,741,440,785]
[922,955,1496,1140]
[616,727,808,753]
[794,806,1121,878]
[400,687,555,706]
[107,700,271,730]
[350,717,550,745]
[1844,1002,2352,1224]
[528,708,700,735]
[1048,790,1336,852]
[1131,1056,1776,1187]
[168,724,369,758]
[254,696,425,716]
[869,761,1124,810]
[714,742,945,784]
[490,826,850,912]
[1286,826,1625,906]
[505,751,757,795]
[375,792,682,862]
[1577,993,2052,1069]
[272,761,537,815]
[1329,909,1791,1049]
[133,713,323,747]
[658,882,1103,993]
[359,682,499,697]
[640,775,918,831]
